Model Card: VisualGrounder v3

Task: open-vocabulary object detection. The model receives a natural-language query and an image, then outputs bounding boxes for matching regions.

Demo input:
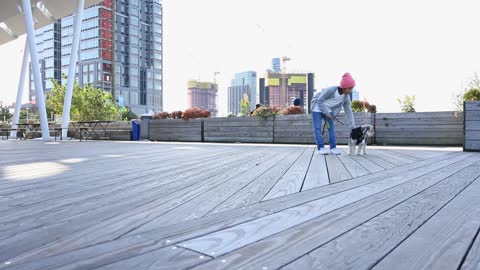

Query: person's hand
[326,114,333,119]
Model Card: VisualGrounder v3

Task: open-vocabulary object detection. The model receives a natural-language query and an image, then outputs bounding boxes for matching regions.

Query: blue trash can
[131,119,140,141]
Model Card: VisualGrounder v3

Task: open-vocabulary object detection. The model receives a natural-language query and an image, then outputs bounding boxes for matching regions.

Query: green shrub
[252,106,279,119]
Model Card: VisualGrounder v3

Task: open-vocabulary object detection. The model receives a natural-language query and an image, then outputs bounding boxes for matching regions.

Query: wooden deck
[0,140,479,270]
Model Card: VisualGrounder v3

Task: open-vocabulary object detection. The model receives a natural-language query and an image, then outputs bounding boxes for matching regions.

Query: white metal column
[61,0,85,139]
[10,39,29,139]
[22,0,50,140]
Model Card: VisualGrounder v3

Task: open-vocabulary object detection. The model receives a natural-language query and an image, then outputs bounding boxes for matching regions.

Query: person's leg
[326,115,336,149]
[311,112,325,150]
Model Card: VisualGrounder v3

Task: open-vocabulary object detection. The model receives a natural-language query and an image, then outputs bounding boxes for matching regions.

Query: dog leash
[321,113,345,135]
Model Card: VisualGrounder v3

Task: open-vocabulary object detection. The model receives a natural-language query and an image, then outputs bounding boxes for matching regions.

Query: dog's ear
[352,127,362,133]
[351,127,362,139]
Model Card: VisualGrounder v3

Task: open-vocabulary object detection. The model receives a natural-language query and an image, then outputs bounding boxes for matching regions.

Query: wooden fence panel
[203,117,273,143]
[149,119,202,142]
[465,102,480,151]
[145,111,465,146]
[375,111,463,146]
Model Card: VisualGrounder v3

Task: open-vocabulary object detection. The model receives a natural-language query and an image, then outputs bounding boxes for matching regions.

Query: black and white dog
[348,124,375,155]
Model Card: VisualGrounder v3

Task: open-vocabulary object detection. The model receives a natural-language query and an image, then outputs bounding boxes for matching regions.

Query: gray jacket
[310,86,355,129]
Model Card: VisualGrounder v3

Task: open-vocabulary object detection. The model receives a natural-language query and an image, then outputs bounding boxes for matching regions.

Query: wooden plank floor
[0,140,478,270]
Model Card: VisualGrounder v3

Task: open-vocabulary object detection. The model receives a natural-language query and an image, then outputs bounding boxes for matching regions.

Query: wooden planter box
[273,114,314,144]
[145,111,466,146]
[375,111,464,146]
[274,113,374,145]
[102,121,132,141]
[149,119,202,142]
[203,117,273,143]
[464,102,480,151]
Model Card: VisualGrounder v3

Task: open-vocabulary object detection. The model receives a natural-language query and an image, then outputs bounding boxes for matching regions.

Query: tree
[46,79,67,118]
[351,100,377,113]
[252,105,279,119]
[19,109,27,122]
[453,73,480,111]
[351,100,367,112]
[0,105,12,123]
[239,94,251,117]
[282,105,303,115]
[121,107,138,120]
[80,84,120,121]
[453,90,466,112]
[182,107,211,120]
[463,88,480,101]
[47,78,121,121]
[397,95,416,112]
[367,104,377,113]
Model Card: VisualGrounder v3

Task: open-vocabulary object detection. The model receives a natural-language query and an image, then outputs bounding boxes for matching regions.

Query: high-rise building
[29,21,62,103]
[259,72,315,112]
[307,73,314,113]
[271,58,281,72]
[30,0,163,116]
[259,78,268,105]
[352,89,360,101]
[187,80,218,116]
[227,71,257,115]
[227,85,249,116]
[261,72,311,110]
[60,1,115,95]
[114,0,163,115]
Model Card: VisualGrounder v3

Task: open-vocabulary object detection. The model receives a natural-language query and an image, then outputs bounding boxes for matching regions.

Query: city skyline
[1,0,480,115]
[2,0,162,117]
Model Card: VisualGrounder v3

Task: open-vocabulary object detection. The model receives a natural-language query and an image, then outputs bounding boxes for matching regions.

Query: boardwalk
[0,140,479,270]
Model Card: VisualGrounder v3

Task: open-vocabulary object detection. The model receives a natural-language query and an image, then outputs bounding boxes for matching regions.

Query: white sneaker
[330,148,342,155]
[318,148,330,155]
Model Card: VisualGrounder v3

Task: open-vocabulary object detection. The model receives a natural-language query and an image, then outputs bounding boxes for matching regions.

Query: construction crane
[213,72,220,83]
[282,57,291,73]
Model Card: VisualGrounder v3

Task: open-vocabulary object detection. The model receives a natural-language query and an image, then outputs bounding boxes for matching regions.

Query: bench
[79,127,90,141]
[1,125,63,141]
[0,128,17,140]
[16,128,62,140]
[76,128,129,141]
[79,129,132,141]
[52,128,63,141]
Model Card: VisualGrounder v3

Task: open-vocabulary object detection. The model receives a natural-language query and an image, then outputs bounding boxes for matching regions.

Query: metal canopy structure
[1,0,102,140]
[0,0,100,45]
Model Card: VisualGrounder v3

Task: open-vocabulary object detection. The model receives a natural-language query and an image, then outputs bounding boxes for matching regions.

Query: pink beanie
[340,72,355,89]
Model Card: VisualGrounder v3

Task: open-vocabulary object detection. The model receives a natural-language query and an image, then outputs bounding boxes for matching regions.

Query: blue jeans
[312,111,336,150]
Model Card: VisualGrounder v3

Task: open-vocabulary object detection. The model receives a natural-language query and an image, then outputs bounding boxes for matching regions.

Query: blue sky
[1,0,479,115]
